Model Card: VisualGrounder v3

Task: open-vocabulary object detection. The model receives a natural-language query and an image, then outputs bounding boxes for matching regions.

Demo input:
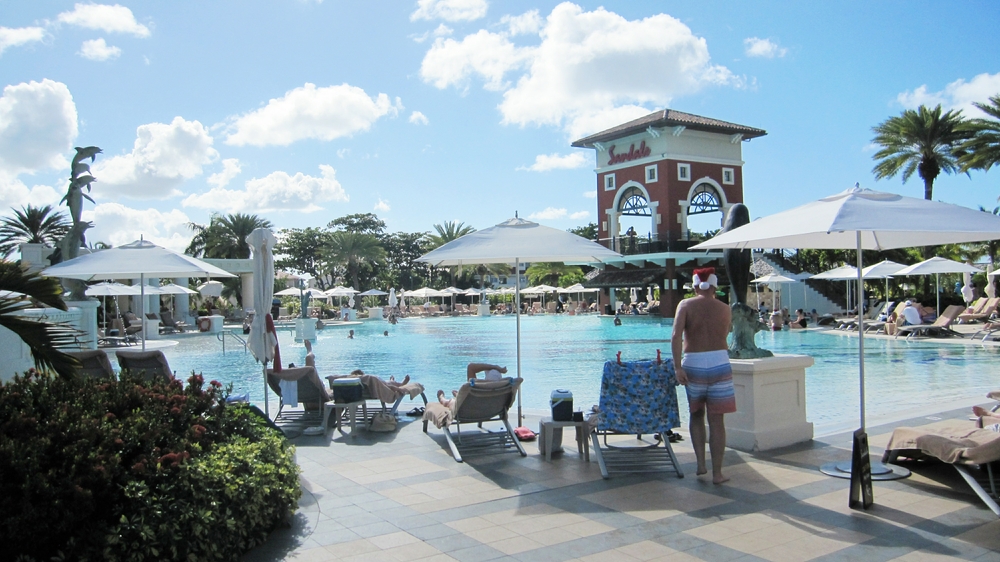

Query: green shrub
[0,370,300,562]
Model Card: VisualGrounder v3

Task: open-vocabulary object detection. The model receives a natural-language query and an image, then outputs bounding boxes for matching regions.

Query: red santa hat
[692,267,718,291]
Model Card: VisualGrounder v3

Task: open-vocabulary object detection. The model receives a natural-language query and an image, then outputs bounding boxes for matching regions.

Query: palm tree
[186,213,273,259]
[324,232,386,294]
[427,221,475,285]
[526,262,583,286]
[0,204,71,258]
[0,262,80,378]
[871,104,970,201]
[960,94,1000,173]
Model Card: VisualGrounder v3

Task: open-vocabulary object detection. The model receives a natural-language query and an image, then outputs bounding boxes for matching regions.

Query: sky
[1,0,999,254]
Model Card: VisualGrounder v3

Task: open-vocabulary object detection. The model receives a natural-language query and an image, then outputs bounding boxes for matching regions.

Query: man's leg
[707,413,729,484]
[689,407,707,476]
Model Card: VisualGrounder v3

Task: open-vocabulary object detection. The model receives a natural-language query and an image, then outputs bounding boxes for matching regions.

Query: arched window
[618,186,651,217]
[688,183,722,215]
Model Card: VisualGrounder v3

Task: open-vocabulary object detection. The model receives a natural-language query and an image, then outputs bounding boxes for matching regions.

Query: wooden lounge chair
[883,420,1000,516]
[959,297,1000,324]
[67,349,116,380]
[422,377,526,463]
[116,349,174,382]
[895,305,965,340]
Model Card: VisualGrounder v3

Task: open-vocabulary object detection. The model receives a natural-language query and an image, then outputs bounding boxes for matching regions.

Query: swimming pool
[154,315,1000,434]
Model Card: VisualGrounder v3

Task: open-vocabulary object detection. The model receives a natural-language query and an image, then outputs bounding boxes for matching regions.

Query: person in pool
[436,363,508,407]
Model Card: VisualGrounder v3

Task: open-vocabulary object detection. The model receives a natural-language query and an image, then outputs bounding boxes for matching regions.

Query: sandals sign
[607,141,651,165]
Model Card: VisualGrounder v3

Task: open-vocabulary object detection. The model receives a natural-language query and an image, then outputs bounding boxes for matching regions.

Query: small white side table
[323,400,367,435]
[539,417,590,462]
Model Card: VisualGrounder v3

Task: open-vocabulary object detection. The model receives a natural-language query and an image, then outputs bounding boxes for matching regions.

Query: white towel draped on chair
[279,379,298,407]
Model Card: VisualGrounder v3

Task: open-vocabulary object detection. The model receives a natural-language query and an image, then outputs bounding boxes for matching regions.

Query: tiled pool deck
[245,399,1000,562]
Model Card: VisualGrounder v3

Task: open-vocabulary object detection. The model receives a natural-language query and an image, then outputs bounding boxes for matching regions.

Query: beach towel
[279,379,298,407]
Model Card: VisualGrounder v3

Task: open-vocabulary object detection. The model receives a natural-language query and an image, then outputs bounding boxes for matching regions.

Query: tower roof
[571,109,766,148]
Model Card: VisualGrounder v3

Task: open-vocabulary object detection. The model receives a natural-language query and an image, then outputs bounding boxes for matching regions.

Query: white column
[174,277,191,324]
[241,272,254,312]
[648,201,659,241]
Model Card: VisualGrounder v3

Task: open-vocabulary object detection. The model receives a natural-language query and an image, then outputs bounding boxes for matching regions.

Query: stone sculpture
[722,204,773,359]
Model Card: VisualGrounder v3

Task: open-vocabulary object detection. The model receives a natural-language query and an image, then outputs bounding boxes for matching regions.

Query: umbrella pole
[263,362,270,418]
[856,234,865,430]
[141,274,146,351]
[935,273,940,317]
[515,258,522,427]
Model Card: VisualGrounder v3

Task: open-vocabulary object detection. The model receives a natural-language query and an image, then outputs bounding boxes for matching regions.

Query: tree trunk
[923,177,933,201]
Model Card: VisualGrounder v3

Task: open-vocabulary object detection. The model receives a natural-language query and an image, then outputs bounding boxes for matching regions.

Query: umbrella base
[819,461,910,480]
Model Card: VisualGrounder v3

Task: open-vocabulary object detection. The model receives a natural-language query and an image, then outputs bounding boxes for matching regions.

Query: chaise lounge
[422,377,526,463]
[67,349,116,380]
[116,349,174,382]
[894,304,965,340]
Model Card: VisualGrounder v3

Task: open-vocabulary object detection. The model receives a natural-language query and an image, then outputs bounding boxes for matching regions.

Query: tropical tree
[275,227,335,289]
[427,221,475,285]
[324,231,386,294]
[379,231,430,290]
[526,262,583,286]
[0,204,71,258]
[871,104,970,201]
[327,213,387,238]
[959,94,1000,173]
[0,262,80,378]
[569,223,598,241]
[186,213,273,259]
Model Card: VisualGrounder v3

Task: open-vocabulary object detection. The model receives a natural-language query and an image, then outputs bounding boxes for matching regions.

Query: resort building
[572,110,767,316]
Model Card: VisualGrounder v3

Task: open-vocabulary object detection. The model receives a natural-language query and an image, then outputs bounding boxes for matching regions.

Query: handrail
[217,329,248,354]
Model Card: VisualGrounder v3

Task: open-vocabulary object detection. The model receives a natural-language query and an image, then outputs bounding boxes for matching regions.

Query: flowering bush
[0,369,300,562]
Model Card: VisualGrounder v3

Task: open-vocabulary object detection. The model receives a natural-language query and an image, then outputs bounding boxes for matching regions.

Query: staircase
[757,254,844,315]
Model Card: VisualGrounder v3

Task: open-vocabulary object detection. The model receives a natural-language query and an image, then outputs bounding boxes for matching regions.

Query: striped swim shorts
[681,350,737,415]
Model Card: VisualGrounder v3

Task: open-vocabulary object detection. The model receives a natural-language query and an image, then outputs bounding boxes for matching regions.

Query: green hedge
[0,369,300,562]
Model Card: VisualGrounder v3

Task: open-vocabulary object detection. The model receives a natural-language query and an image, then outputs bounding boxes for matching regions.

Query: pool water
[156,315,1000,434]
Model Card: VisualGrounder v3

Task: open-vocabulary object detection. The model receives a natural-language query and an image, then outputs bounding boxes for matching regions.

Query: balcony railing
[597,235,702,255]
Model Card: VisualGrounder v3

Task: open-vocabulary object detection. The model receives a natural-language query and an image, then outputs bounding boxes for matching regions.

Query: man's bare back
[674,295,731,353]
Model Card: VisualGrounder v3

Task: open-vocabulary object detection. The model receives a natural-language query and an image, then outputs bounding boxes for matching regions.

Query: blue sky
[1,0,998,252]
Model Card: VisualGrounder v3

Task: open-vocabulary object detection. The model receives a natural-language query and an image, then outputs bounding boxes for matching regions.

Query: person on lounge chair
[901,301,922,326]
[436,362,508,407]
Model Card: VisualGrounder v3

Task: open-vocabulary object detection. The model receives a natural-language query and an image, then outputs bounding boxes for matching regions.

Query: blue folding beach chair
[591,359,684,479]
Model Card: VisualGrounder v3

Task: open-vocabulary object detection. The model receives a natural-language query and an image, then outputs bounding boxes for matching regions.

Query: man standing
[671,267,736,484]
[961,282,975,308]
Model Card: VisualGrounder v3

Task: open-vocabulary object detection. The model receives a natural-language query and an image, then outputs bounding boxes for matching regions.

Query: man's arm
[671,301,687,385]
[466,363,507,379]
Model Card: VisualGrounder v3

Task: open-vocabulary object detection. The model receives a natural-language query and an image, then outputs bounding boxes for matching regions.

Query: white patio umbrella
[157,282,198,323]
[751,274,796,311]
[860,260,907,309]
[811,265,860,311]
[894,257,982,316]
[358,289,388,296]
[388,288,397,308]
[197,280,224,298]
[86,281,142,330]
[246,228,277,417]
[43,239,235,350]
[692,186,1000,504]
[417,216,622,425]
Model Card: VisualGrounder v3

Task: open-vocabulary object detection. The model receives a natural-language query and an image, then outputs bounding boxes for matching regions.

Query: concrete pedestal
[206,315,224,334]
[477,304,490,316]
[66,300,99,350]
[144,317,161,340]
[727,354,814,452]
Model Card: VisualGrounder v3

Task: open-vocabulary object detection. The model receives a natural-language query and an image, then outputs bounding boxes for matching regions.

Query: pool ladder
[218,329,248,354]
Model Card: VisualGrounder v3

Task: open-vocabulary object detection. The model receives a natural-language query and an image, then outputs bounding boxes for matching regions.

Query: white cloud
[83,202,192,252]
[79,38,121,61]
[337,148,350,159]
[182,164,348,213]
[413,23,453,43]
[94,116,218,198]
[0,26,46,56]
[517,152,588,172]
[374,198,390,212]
[207,158,241,188]
[897,73,1000,115]
[569,210,590,220]
[225,83,400,147]
[501,10,541,35]
[57,3,150,37]
[411,0,488,22]
[528,207,568,220]
[744,37,786,58]
[583,190,596,198]
[0,79,78,175]
[420,3,739,138]
[0,175,61,211]
[409,111,429,125]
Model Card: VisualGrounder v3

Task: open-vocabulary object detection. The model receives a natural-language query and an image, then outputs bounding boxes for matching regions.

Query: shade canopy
[809,265,859,280]
[751,274,796,284]
[324,286,359,297]
[158,283,198,295]
[42,239,235,281]
[860,260,907,279]
[404,287,446,298]
[357,289,388,296]
[894,256,982,276]
[692,187,1000,251]
[418,216,621,266]
[84,282,142,296]
[417,216,622,426]
[275,287,327,298]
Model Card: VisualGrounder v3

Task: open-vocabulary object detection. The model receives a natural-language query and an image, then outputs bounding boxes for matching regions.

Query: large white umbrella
[197,280,224,298]
[894,257,982,316]
[860,260,907,308]
[358,289,388,296]
[246,228,277,417]
[43,239,235,349]
[417,216,622,425]
[159,283,198,295]
[751,274,796,311]
[388,288,397,308]
[692,186,1000,504]
[85,282,141,331]
[811,265,861,311]
[404,287,445,299]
